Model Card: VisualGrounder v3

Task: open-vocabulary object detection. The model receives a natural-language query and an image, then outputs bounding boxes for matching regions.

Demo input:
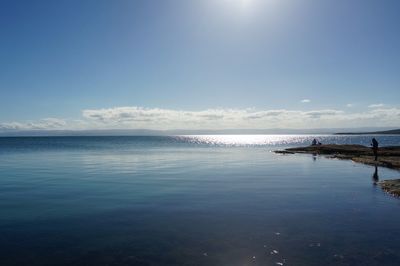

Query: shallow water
[0,135,399,265]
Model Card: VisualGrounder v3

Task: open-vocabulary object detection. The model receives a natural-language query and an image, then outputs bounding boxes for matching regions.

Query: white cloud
[0,118,67,131]
[301,99,311,103]
[346,103,353,108]
[81,106,400,130]
[304,110,344,118]
[1,106,400,131]
[368,103,385,108]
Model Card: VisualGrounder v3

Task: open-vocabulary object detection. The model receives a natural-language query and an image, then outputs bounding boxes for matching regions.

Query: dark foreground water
[0,135,399,266]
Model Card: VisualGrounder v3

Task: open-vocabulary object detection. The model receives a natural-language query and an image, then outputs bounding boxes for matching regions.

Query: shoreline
[275,144,400,198]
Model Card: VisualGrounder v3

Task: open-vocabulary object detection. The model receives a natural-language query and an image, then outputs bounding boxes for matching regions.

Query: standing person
[371,138,379,161]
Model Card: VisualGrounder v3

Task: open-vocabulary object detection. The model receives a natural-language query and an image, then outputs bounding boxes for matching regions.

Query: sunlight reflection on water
[177,135,314,146]
[175,134,400,147]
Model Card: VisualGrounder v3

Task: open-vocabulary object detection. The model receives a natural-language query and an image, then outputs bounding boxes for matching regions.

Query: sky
[0,0,399,131]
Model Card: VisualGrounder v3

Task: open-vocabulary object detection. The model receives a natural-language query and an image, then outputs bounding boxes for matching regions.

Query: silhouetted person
[371,138,379,161]
[372,165,379,185]
[312,139,317,146]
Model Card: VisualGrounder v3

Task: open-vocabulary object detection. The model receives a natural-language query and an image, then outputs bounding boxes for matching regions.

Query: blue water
[0,135,399,266]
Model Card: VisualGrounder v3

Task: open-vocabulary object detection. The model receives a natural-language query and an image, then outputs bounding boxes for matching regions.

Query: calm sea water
[0,135,399,266]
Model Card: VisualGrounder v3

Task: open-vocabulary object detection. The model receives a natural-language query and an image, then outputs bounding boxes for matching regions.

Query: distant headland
[335,129,400,135]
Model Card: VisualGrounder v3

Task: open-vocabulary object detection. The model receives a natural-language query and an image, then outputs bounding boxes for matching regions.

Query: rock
[274,144,400,199]
[378,179,400,197]
[274,145,400,170]
[274,150,295,154]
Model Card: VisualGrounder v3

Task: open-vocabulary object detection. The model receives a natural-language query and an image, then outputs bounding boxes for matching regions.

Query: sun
[233,0,258,14]
[224,0,255,9]
[239,0,253,7]
[227,0,254,8]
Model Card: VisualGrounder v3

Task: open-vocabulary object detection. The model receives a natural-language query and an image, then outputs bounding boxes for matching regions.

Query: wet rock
[274,144,400,170]
[378,179,400,197]
[274,150,295,155]
[274,144,400,199]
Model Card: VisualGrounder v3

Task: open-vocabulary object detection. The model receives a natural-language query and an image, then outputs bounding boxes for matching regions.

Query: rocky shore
[275,144,400,198]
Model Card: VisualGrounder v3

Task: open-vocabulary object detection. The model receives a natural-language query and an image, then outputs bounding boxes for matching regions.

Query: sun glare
[240,0,253,8]
[224,0,256,10]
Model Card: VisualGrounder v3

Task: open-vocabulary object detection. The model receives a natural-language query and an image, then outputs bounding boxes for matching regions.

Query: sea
[0,135,399,266]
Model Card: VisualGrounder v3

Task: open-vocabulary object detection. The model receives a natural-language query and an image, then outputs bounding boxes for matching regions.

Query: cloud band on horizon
[0,106,399,132]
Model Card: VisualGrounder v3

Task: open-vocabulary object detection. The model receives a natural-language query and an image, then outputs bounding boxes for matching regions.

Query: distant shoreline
[335,129,400,135]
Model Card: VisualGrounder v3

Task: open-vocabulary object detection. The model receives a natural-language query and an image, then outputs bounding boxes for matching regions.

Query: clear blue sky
[0,0,399,130]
